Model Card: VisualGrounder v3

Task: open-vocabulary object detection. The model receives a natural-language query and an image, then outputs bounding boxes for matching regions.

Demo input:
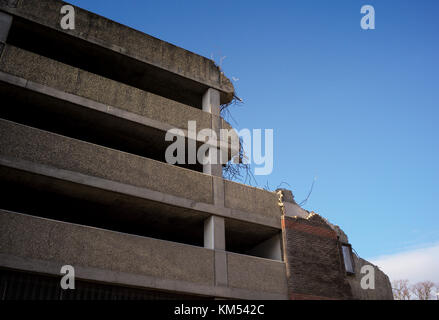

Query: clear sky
[68,0,439,282]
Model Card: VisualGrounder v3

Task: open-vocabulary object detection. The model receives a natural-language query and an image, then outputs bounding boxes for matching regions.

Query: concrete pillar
[203,89,228,289]
[204,215,228,287]
[204,215,225,250]
[202,88,222,177]
[0,12,12,56]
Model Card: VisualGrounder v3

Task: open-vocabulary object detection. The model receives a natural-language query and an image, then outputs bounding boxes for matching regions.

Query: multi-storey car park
[0,0,393,300]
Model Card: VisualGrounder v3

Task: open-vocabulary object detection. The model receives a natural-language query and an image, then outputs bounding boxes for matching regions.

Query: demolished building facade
[0,0,393,300]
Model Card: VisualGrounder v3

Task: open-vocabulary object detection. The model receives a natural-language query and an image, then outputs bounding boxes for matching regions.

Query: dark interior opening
[0,81,204,172]
[0,269,212,300]
[0,166,207,248]
[225,218,281,258]
[0,166,280,258]
[7,16,206,109]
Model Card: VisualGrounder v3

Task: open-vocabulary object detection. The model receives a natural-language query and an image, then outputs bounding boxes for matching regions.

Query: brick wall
[281,214,353,300]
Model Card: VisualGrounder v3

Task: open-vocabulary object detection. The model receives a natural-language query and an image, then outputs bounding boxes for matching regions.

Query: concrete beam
[227,252,288,295]
[0,253,286,300]
[0,0,235,105]
[0,70,239,158]
[0,155,281,229]
[0,210,288,299]
[0,45,213,132]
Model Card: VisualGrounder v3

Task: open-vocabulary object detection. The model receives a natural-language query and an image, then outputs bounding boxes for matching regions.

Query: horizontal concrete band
[0,45,239,152]
[0,118,213,203]
[0,210,288,299]
[0,155,280,229]
[0,69,239,155]
[0,0,234,102]
[0,119,281,227]
[0,44,211,130]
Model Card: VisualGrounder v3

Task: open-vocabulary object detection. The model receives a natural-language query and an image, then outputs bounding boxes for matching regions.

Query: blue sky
[68,0,439,281]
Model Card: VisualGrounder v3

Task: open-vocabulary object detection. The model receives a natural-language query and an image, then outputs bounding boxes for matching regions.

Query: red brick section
[282,218,337,240]
[281,215,353,300]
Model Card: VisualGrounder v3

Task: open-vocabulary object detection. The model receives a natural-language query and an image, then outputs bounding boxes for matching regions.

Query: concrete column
[204,215,228,287]
[202,88,220,117]
[204,215,225,250]
[0,12,12,56]
[203,89,228,289]
[202,88,222,177]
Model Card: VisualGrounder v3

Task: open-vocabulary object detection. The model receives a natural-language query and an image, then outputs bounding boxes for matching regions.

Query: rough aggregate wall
[0,0,235,102]
[0,210,215,285]
[0,45,212,131]
[0,119,214,204]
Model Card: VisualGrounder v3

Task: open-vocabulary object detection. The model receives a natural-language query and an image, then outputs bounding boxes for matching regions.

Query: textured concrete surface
[227,252,288,296]
[224,180,281,220]
[0,119,214,203]
[0,45,211,131]
[0,210,215,285]
[0,210,287,299]
[0,155,281,230]
[0,0,234,103]
[348,255,393,300]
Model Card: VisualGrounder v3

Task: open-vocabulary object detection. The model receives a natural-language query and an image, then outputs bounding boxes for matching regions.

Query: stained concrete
[0,118,214,204]
[0,162,281,254]
[0,0,234,105]
[0,210,287,299]
[227,252,288,295]
[225,180,281,220]
[0,0,292,301]
[0,72,239,167]
[0,45,212,132]
[0,210,215,285]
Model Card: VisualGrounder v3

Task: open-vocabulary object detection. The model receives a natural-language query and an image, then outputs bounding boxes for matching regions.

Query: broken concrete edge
[0,1,235,103]
[276,188,346,239]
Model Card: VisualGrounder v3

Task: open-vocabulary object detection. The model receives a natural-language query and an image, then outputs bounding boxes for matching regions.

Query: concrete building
[0,0,393,300]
